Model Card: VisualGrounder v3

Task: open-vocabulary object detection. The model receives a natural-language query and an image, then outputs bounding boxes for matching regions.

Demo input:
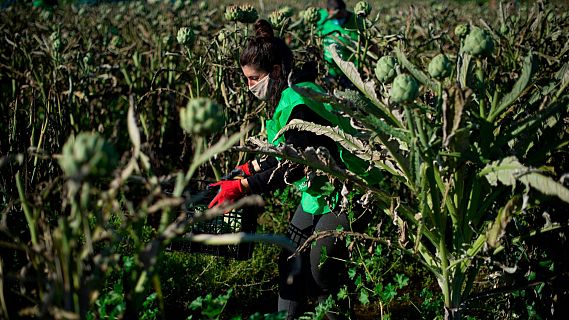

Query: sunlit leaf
[481,156,569,203]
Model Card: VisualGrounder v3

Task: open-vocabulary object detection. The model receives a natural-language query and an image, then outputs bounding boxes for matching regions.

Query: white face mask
[249,74,274,101]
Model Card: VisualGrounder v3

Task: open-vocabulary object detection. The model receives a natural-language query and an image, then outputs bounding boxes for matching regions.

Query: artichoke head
[59,132,118,179]
[269,10,287,29]
[180,98,225,136]
[303,7,320,25]
[238,5,258,24]
[177,27,195,47]
[374,56,398,84]
[390,74,419,103]
[224,5,242,22]
[463,26,494,57]
[428,54,452,79]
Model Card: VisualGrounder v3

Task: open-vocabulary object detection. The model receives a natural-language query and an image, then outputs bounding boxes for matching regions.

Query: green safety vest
[316,9,361,76]
[266,82,382,214]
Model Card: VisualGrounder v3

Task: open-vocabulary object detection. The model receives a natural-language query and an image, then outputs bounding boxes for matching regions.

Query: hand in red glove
[208,179,245,208]
[235,162,253,177]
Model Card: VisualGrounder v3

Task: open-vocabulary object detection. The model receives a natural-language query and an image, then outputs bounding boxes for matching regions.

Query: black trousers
[277,204,351,319]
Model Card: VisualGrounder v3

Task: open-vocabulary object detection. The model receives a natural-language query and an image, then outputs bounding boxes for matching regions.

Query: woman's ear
[271,64,282,78]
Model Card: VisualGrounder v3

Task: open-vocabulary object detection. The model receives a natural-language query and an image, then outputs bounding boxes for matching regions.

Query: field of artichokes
[1,0,568,319]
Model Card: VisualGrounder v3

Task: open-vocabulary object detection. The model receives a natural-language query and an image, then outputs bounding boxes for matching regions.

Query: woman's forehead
[242,64,267,76]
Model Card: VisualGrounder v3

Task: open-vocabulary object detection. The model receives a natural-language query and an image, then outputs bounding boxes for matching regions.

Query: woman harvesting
[209,19,378,319]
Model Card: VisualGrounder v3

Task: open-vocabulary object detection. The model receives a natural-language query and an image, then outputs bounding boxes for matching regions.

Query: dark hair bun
[254,19,274,40]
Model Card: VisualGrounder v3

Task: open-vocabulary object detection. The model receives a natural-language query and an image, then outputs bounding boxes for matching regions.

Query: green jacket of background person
[266,81,382,215]
[316,1,361,77]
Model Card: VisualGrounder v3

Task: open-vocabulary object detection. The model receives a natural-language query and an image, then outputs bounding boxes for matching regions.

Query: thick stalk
[439,235,452,319]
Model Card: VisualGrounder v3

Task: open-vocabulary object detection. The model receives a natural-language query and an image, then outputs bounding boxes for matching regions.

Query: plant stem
[16,171,37,247]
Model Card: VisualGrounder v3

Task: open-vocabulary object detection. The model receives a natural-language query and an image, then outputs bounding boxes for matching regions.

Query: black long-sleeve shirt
[246,104,342,195]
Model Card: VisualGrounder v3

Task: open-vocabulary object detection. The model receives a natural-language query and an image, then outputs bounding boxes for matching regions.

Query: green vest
[316,9,361,76]
[266,82,382,214]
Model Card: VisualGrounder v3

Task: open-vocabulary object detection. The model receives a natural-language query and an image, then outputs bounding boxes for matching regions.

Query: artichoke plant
[463,26,494,57]
[177,27,195,47]
[390,74,419,103]
[428,54,452,79]
[354,1,372,17]
[179,98,225,136]
[303,7,320,25]
[374,56,399,84]
[58,132,119,179]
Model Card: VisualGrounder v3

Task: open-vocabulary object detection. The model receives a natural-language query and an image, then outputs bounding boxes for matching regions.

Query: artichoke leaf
[481,156,569,204]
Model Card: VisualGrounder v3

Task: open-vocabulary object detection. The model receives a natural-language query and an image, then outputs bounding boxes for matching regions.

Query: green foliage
[188,289,233,319]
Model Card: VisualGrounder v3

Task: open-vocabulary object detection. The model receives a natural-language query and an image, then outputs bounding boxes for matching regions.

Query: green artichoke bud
[269,10,287,29]
[462,26,494,57]
[224,5,242,22]
[177,27,195,47]
[390,74,419,103]
[354,1,372,17]
[303,7,320,25]
[278,6,294,18]
[238,4,258,24]
[180,98,225,135]
[499,24,509,35]
[454,23,469,39]
[59,132,119,179]
[374,56,398,84]
[428,54,452,79]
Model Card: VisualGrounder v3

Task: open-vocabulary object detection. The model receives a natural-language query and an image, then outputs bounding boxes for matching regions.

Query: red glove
[235,162,253,177]
[208,180,245,208]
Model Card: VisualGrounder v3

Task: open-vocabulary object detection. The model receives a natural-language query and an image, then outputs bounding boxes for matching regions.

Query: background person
[316,0,362,86]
